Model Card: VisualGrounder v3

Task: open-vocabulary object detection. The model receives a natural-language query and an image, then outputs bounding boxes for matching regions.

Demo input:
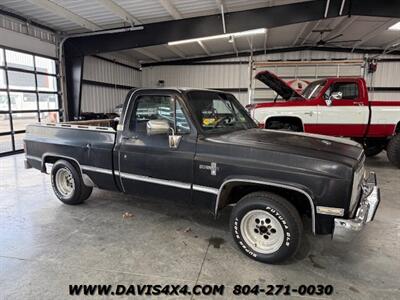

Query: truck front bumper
[332,172,380,242]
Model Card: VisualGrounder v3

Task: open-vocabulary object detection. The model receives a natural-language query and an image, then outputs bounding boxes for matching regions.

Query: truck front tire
[230,191,303,264]
[51,160,93,205]
[361,139,386,157]
[387,134,400,168]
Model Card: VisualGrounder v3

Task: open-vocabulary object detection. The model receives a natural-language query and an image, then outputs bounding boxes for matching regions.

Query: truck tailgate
[24,123,118,191]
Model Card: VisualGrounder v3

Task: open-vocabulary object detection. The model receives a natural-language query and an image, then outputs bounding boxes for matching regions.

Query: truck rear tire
[230,191,303,264]
[51,160,93,205]
[364,145,385,157]
[387,134,400,168]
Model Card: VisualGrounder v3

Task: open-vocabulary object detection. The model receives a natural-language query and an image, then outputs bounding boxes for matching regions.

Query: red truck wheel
[387,134,400,168]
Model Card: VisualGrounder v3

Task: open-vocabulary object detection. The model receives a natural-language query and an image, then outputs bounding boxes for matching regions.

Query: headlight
[349,158,365,216]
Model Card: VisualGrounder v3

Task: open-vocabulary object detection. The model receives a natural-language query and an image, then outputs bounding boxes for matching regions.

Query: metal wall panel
[81,55,141,113]
[142,63,249,89]
[82,50,400,113]
[81,84,129,113]
[370,92,400,101]
[371,61,400,87]
[83,56,141,86]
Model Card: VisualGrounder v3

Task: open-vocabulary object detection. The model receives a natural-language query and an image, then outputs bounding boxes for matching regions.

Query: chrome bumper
[332,172,380,242]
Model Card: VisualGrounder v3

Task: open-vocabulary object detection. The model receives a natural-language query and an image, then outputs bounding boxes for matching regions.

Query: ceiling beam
[324,0,331,18]
[324,16,358,40]
[231,36,238,53]
[300,20,322,45]
[141,46,400,67]
[197,41,211,55]
[247,36,254,52]
[159,0,182,20]
[352,19,399,49]
[263,29,268,53]
[63,0,362,55]
[96,0,141,25]
[134,48,161,61]
[339,0,346,15]
[384,36,400,52]
[382,38,400,56]
[215,0,224,8]
[292,22,309,45]
[166,45,186,58]
[27,0,102,31]
[215,0,227,33]
[63,0,400,122]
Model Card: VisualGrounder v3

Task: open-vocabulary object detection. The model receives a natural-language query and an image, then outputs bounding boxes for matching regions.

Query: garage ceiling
[1,0,400,63]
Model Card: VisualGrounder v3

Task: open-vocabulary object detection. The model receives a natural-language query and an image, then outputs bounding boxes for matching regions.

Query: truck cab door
[116,91,196,201]
[317,80,369,137]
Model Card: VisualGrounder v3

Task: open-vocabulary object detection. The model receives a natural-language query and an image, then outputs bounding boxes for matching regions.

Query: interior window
[130,95,190,134]
[326,82,359,100]
[187,91,255,132]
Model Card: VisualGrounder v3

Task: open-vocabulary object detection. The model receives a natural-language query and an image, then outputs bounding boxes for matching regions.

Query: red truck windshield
[302,80,327,99]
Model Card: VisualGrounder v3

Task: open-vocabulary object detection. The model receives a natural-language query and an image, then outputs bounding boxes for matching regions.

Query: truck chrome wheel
[240,209,284,254]
[51,160,92,205]
[55,167,75,198]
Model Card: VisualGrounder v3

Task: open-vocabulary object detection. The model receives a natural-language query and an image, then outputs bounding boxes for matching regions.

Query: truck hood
[255,71,303,100]
[206,128,363,167]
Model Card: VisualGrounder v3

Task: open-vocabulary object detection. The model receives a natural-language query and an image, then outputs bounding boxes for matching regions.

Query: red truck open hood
[255,71,304,100]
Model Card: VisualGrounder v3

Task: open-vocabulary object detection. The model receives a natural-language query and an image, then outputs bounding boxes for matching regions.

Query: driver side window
[324,82,359,100]
[129,95,190,134]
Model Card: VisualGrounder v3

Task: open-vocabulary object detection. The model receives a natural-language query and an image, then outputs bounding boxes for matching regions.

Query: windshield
[186,91,256,134]
[302,80,327,99]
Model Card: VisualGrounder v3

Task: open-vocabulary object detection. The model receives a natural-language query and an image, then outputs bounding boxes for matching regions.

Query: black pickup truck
[24,88,380,263]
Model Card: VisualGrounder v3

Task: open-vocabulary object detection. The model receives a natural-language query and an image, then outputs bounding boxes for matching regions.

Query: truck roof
[133,87,233,94]
[315,77,364,81]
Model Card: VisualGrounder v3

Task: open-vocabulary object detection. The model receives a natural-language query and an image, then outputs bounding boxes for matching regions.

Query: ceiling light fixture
[388,22,400,31]
[168,28,267,45]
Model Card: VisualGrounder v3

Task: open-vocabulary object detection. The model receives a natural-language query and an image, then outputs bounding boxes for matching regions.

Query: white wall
[80,49,400,113]
[81,56,142,113]
[142,63,249,103]
[141,50,400,105]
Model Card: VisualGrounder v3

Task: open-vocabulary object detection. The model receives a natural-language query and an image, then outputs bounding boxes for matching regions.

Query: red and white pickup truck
[247,71,400,168]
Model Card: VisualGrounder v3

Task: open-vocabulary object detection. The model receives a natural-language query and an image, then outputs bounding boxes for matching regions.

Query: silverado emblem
[199,162,218,176]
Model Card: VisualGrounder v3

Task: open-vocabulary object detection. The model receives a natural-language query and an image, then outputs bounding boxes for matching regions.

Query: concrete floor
[0,153,399,299]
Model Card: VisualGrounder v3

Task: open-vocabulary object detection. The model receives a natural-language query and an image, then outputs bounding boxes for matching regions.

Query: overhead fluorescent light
[168,28,267,45]
[388,22,400,30]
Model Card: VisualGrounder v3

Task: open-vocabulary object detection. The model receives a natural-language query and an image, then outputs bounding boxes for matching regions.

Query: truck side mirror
[146,119,170,135]
[331,91,343,100]
[169,133,182,149]
[326,91,342,106]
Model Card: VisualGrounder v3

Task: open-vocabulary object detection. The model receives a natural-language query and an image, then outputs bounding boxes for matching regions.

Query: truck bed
[24,121,119,191]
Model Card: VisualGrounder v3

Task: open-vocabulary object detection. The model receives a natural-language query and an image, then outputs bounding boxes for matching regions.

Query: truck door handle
[354,102,364,106]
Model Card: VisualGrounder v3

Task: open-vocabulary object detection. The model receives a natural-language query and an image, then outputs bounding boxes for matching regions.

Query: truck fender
[41,153,96,187]
[215,177,316,234]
